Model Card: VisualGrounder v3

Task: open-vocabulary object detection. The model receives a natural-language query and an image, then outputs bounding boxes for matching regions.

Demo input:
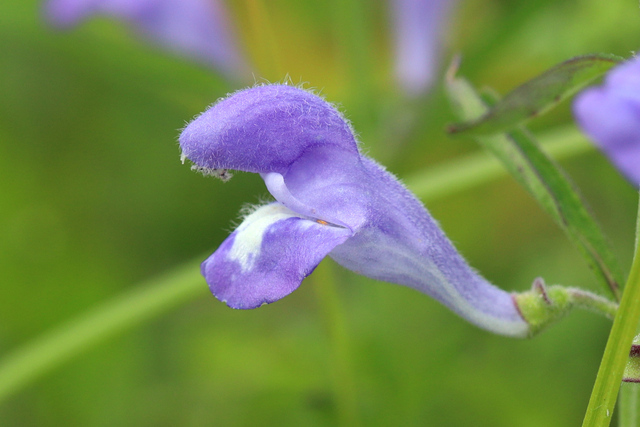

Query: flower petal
[262,144,370,230]
[573,57,640,187]
[45,0,248,78]
[180,85,360,175]
[202,203,352,309]
[390,0,453,96]
[328,157,529,337]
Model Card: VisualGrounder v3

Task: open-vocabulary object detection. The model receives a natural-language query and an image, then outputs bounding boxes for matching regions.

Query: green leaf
[446,75,623,300]
[582,198,640,426]
[448,54,622,136]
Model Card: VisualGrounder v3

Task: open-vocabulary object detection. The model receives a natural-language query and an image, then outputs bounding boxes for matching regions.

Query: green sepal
[514,278,617,338]
[448,54,622,136]
[514,279,572,336]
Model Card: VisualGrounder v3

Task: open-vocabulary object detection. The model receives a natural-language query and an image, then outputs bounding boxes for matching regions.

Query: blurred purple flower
[390,0,453,96]
[45,0,248,79]
[179,84,529,337]
[573,57,640,187]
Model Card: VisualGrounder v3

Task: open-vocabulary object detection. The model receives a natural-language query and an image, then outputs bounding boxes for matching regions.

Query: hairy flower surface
[45,0,248,78]
[390,0,453,96]
[180,85,529,337]
[573,57,640,187]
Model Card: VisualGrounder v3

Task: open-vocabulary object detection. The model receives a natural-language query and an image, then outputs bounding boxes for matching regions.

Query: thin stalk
[331,0,375,123]
[244,0,283,80]
[405,125,593,201]
[313,260,361,427]
[0,260,204,404]
[568,288,618,319]
[618,199,640,427]
[583,195,640,427]
[619,383,640,427]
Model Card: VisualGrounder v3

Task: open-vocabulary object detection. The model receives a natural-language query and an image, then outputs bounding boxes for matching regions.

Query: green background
[1,0,639,425]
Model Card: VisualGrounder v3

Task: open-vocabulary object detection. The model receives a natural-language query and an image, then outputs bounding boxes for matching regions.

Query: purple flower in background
[573,57,640,187]
[45,0,248,79]
[179,84,529,337]
[390,0,453,96]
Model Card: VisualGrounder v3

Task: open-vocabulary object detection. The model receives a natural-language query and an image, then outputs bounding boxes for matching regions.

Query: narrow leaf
[446,74,622,300]
[448,54,622,136]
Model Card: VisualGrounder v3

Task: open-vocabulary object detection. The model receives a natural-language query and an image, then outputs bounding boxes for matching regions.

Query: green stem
[244,0,283,80]
[619,383,640,427]
[618,201,640,427]
[0,125,593,404]
[331,0,375,123]
[313,260,361,427]
[583,195,640,427]
[405,125,593,201]
[0,260,204,404]
[568,288,618,319]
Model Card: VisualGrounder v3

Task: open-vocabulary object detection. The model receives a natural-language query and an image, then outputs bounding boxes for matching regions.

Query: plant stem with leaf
[583,195,640,427]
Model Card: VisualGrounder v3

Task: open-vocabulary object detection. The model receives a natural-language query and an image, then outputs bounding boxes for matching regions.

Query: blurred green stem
[0,125,594,404]
[244,0,283,80]
[0,260,204,404]
[583,195,640,427]
[618,203,640,427]
[313,261,361,427]
[619,383,640,427]
[331,0,375,123]
[405,124,593,201]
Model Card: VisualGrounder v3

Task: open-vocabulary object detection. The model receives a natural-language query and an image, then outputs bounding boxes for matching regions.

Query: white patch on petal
[228,203,312,272]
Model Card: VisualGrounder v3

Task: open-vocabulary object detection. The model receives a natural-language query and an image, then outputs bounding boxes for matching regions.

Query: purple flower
[390,0,453,96]
[573,57,640,187]
[179,84,529,337]
[44,0,248,79]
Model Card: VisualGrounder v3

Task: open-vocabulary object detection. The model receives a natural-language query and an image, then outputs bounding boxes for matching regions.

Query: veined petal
[203,203,352,309]
[573,57,640,187]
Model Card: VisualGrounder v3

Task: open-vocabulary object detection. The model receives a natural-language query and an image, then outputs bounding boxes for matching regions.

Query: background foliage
[1,0,639,425]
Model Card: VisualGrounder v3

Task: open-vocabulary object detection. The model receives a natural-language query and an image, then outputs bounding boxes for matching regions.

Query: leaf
[448,54,622,136]
[446,74,623,300]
